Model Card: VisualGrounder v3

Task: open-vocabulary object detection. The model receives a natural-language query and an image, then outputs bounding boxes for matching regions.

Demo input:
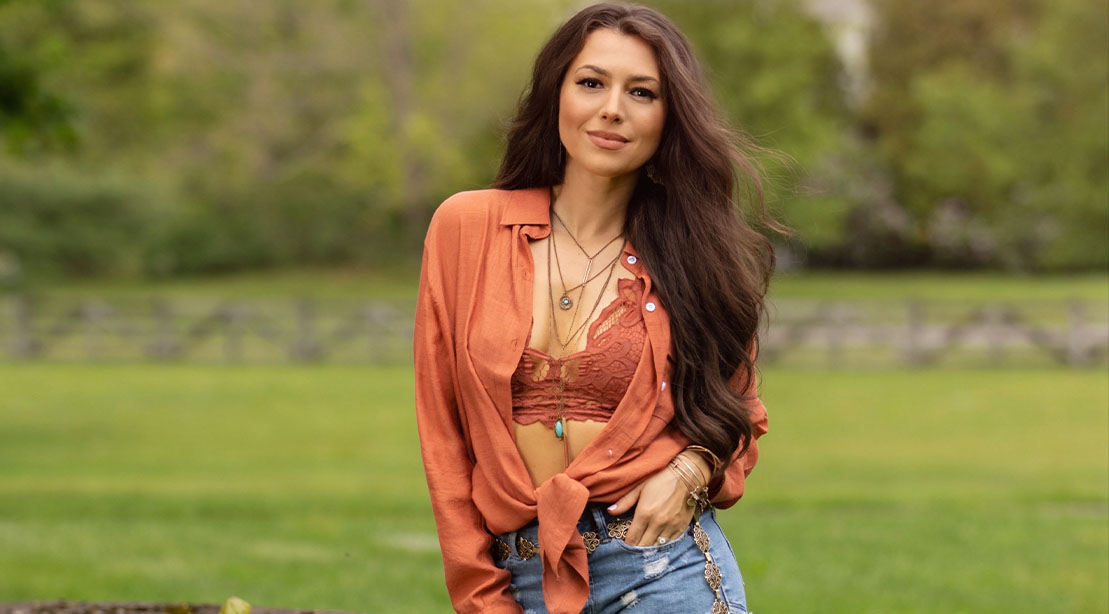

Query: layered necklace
[545,191,626,446]
[550,207,624,312]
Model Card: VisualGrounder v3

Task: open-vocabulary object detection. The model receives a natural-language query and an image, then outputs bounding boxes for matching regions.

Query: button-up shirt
[413,187,768,614]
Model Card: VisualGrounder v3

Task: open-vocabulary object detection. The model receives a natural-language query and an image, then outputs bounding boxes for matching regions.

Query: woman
[413,3,780,613]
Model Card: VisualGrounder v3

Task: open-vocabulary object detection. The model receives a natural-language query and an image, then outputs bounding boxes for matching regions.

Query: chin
[573,156,646,180]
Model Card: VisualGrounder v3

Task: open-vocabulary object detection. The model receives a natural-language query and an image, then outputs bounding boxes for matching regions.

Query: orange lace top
[511,277,647,426]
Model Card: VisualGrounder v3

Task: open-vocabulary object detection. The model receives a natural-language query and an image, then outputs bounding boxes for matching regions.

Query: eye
[631,87,658,100]
[576,77,603,89]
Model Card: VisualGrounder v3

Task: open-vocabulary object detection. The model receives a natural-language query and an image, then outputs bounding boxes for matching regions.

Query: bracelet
[668,459,709,509]
[668,458,701,490]
[684,444,723,474]
[673,452,710,486]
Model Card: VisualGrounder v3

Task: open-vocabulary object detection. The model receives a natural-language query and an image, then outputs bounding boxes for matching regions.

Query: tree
[862,0,1107,269]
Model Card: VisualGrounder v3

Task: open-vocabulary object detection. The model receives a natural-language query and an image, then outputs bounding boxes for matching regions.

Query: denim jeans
[491,503,749,613]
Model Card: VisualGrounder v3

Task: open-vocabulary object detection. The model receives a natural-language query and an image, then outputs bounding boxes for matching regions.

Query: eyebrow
[575,64,660,85]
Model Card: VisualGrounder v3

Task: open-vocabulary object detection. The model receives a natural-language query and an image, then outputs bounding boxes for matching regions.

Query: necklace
[545,231,625,442]
[549,203,623,311]
[550,229,624,310]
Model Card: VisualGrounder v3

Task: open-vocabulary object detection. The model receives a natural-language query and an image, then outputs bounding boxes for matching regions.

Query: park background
[0,0,1106,612]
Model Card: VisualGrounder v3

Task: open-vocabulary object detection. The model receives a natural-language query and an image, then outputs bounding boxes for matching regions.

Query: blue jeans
[491,503,749,613]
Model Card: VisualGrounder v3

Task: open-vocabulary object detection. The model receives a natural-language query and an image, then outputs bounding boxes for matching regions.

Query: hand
[606,453,709,547]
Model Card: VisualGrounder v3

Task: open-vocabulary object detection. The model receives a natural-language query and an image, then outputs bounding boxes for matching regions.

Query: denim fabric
[491,503,748,614]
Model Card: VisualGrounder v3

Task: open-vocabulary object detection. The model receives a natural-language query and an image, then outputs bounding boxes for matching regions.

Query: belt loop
[591,505,611,540]
[504,529,519,557]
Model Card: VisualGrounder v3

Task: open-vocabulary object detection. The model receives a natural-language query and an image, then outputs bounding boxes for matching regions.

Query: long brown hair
[493,3,784,468]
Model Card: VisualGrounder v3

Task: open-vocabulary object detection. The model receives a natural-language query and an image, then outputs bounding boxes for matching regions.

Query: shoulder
[421,189,520,301]
[427,188,514,235]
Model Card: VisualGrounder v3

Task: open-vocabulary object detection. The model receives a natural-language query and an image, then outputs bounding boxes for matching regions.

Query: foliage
[0,0,1104,277]
[863,0,1108,270]
[0,162,164,280]
[0,41,74,153]
[654,0,854,256]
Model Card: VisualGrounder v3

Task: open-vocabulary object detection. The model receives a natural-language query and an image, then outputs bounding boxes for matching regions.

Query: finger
[639,517,680,547]
[646,511,693,547]
[606,484,643,515]
[630,507,672,547]
[637,521,666,547]
[624,518,644,546]
[624,504,653,545]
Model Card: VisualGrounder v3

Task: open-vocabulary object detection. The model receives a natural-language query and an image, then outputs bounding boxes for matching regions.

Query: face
[558,28,666,180]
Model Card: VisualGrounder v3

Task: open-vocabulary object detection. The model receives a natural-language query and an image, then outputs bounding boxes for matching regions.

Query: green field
[0,365,1105,613]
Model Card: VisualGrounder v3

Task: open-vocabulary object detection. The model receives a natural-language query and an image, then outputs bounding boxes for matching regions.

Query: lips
[587,130,630,150]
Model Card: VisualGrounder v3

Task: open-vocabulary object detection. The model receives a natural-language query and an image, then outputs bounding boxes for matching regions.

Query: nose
[599,89,622,123]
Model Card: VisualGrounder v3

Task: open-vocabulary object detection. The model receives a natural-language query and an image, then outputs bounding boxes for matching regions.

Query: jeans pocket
[610,519,694,554]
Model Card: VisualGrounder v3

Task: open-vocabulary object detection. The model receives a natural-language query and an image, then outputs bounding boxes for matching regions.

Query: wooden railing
[0,295,1105,368]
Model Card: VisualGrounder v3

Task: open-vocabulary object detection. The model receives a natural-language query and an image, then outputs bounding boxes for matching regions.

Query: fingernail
[607,504,617,512]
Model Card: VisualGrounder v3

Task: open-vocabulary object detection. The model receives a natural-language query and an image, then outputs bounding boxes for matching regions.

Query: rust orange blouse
[413,187,768,614]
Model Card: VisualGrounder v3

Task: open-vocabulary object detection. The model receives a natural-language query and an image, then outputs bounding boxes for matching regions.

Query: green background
[1,363,1105,613]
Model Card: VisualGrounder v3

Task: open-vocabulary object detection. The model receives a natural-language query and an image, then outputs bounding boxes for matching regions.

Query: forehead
[569,28,660,80]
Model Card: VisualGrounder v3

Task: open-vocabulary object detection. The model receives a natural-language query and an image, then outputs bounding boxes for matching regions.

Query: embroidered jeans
[490,503,749,614]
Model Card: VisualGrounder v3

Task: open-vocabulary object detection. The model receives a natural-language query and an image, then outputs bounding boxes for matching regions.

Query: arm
[607,346,767,544]
[414,213,522,614]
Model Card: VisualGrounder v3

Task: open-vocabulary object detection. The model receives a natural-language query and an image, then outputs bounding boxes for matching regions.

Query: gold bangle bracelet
[667,459,698,489]
[673,453,709,486]
[674,449,709,483]
[684,445,723,474]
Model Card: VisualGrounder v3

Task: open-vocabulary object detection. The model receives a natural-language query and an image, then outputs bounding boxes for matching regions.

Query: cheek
[557,90,576,144]
[558,91,589,130]
[639,108,666,152]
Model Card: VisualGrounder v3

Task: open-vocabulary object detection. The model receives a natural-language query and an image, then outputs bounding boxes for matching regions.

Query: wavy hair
[493,2,785,469]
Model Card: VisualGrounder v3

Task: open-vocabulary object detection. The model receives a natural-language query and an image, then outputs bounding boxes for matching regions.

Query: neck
[551,163,636,243]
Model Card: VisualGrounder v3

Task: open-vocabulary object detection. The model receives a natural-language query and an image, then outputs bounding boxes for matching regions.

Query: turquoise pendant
[554,419,564,439]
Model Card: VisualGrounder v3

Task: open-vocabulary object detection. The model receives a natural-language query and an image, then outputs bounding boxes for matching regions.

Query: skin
[513,28,714,548]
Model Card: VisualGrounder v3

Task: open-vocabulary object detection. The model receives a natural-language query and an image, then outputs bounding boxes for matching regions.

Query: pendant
[559,295,573,310]
[554,418,564,439]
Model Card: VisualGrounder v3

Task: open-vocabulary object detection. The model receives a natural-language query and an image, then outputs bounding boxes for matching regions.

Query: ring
[656,536,668,545]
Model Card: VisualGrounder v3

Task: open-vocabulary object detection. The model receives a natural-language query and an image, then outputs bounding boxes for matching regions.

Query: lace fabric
[511,277,646,427]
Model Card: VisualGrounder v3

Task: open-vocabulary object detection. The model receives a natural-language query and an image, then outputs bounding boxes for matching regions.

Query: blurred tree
[0,0,1102,278]
[653,0,853,261]
[1008,0,1109,269]
[0,42,74,154]
[863,0,1108,269]
[0,0,163,161]
[0,0,75,154]
[0,162,158,278]
[338,0,570,235]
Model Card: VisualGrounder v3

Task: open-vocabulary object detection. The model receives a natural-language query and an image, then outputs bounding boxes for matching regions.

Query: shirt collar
[499,186,641,260]
[499,187,550,227]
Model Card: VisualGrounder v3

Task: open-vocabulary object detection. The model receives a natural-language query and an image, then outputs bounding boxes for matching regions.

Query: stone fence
[0,295,1105,368]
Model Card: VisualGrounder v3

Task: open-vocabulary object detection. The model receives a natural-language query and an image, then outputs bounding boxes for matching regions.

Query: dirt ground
[0,603,357,614]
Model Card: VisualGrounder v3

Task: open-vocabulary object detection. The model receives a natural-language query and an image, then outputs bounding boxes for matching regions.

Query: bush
[0,162,161,283]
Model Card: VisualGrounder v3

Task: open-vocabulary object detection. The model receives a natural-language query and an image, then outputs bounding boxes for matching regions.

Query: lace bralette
[511,277,647,427]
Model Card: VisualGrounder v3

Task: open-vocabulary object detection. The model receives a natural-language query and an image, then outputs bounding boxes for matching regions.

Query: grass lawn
[0,365,1105,613]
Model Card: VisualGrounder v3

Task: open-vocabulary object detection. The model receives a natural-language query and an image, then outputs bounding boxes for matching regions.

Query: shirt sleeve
[413,209,523,614]
[707,346,769,509]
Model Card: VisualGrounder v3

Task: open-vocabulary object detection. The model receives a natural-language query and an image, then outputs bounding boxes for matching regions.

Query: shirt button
[660,381,667,391]
[626,255,637,265]
[645,301,656,312]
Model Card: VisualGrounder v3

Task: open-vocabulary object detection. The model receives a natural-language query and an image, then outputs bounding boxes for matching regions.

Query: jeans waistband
[493,502,629,558]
